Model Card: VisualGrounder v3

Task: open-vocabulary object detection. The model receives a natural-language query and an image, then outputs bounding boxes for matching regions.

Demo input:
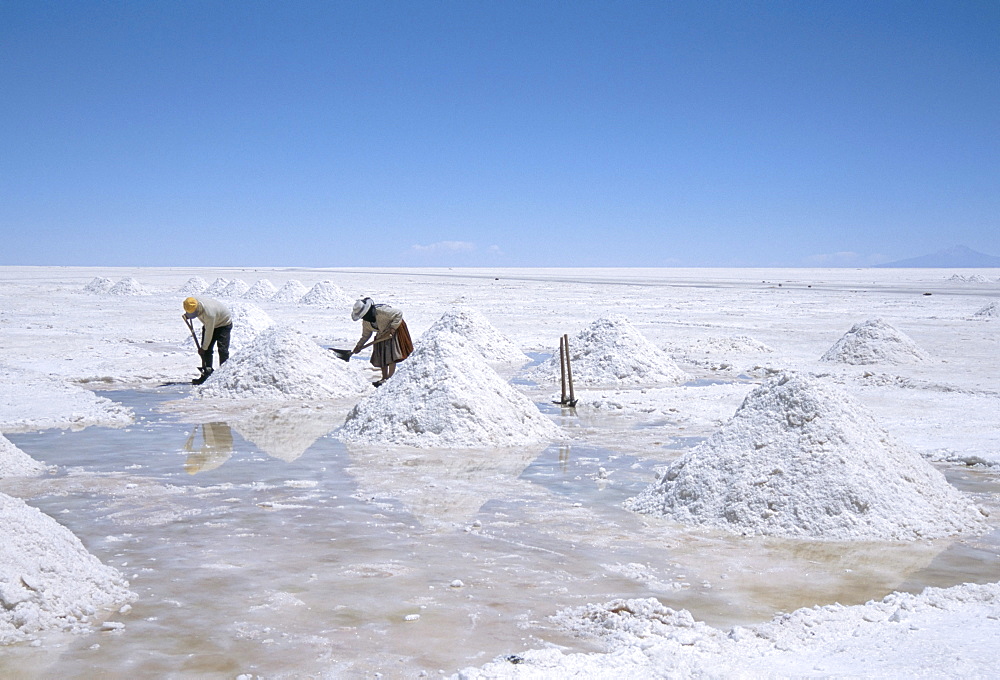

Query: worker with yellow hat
[182,296,233,385]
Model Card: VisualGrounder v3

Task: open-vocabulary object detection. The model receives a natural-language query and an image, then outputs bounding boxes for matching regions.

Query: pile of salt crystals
[271,279,309,303]
[820,318,928,365]
[301,280,352,306]
[526,314,689,386]
[220,278,250,298]
[0,492,136,644]
[194,325,372,400]
[225,302,275,351]
[422,306,529,366]
[339,330,562,448]
[0,434,46,478]
[106,276,150,296]
[242,278,278,301]
[84,276,113,294]
[202,277,230,296]
[974,300,1000,318]
[625,373,987,541]
[177,276,208,295]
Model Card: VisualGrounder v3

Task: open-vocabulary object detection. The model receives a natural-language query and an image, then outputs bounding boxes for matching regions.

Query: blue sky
[2,1,998,267]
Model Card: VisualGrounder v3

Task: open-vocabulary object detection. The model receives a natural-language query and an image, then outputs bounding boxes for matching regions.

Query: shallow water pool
[3,387,999,679]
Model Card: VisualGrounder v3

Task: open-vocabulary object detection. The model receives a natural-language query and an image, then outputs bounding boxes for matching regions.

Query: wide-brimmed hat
[351,297,373,321]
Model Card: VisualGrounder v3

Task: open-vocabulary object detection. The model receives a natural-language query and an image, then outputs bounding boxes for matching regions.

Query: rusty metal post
[564,334,576,406]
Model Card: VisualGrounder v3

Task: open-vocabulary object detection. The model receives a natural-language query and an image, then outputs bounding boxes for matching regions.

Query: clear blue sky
[2,1,998,267]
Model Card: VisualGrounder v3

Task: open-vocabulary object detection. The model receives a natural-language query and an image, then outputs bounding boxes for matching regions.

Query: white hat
[351,298,373,321]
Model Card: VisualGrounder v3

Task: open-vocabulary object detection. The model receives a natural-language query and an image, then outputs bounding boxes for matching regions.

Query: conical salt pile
[226,302,275,351]
[242,279,277,301]
[84,277,113,294]
[527,315,689,386]
[339,331,562,448]
[301,280,351,306]
[974,300,1000,318]
[195,326,372,400]
[107,277,150,296]
[820,318,928,365]
[271,279,309,303]
[625,373,987,541]
[422,307,529,366]
[220,278,250,298]
[0,434,46,478]
[177,276,208,295]
[203,277,230,296]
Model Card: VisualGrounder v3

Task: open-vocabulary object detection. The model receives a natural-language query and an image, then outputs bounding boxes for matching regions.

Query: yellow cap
[183,297,199,314]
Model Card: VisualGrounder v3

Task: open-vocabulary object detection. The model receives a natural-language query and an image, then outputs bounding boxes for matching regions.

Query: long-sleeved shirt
[194,297,232,350]
[353,304,403,353]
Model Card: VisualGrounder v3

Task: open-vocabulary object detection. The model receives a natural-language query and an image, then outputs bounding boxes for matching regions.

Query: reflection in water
[231,403,344,462]
[183,422,234,474]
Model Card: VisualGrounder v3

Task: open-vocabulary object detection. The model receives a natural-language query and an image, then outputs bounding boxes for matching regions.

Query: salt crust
[0,367,134,434]
[242,279,278,301]
[527,315,689,386]
[625,373,986,541]
[0,492,136,644]
[193,325,372,400]
[820,317,928,365]
[271,279,309,303]
[339,330,562,448]
[455,582,1000,678]
[0,434,46,478]
[974,300,1000,317]
[300,280,352,306]
[422,307,529,365]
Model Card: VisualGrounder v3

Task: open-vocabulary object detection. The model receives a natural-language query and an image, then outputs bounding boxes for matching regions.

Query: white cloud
[410,241,476,254]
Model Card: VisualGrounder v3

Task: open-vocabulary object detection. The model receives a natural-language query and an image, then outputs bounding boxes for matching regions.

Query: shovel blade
[330,348,352,361]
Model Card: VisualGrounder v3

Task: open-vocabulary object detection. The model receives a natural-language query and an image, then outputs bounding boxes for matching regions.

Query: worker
[351,297,413,386]
[182,296,233,385]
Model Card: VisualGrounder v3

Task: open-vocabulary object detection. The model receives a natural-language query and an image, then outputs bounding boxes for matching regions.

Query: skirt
[370,320,413,368]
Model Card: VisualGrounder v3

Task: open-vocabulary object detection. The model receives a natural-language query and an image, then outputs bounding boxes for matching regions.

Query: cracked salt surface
[3,386,999,678]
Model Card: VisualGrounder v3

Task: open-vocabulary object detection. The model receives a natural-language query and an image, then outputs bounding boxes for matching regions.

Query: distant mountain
[875,245,1000,268]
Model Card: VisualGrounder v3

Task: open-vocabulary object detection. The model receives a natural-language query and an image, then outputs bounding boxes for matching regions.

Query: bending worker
[183,296,232,385]
[351,297,413,387]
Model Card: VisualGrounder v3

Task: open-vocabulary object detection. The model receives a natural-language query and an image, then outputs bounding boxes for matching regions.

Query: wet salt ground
[3,387,1000,679]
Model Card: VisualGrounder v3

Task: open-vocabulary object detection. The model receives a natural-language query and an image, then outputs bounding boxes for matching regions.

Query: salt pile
[0,434,46,478]
[624,373,986,540]
[301,280,351,306]
[242,279,278,301]
[0,492,136,644]
[271,279,309,303]
[422,306,529,365]
[106,277,150,296]
[177,276,208,294]
[226,302,275,351]
[203,277,231,296]
[220,278,250,298]
[527,315,689,386]
[194,325,372,400]
[974,300,1000,317]
[949,273,993,283]
[339,331,562,448]
[820,318,929,365]
[83,276,113,294]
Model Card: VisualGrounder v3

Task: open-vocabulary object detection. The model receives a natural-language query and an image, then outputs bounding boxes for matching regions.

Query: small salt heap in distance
[339,330,562,448]
[974,300,1000,318]
[271,279,309,303]
[84,277,113,294]
[625,373,987,541]
[195,326,372,400]
[527,314,689,387]
[106,277,150,296]
[242,279,278,301]
[423,306,529,366]
[820,318,928,365]
[220,278,250,298]
[202,277,231,296]
[177,276,208,295]
[301,280,352,306]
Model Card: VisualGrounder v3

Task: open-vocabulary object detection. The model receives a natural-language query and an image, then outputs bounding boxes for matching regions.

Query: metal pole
[564,334,577,407]
[559,334,567,404]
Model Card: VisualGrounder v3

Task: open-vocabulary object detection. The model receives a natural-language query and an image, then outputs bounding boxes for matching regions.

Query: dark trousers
[201,324,232,368]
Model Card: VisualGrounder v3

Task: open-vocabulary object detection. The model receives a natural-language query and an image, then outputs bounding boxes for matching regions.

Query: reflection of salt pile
[242,279,277,301]
[422,307,529,366]
[195,326,372,400]
[974,300,1000,318]
[220,278,250,298]
[227,302,275,351]
[528,315,689,386]
[0,434,46,477]
[1,492,136,644]
[271,279,309,302]
[301,280,351,306]
[625,373,986,541]
[107,277,150,296]
[340,332,561,448]
[821,318,928,365]
[84,277,113,293]
[177,276,208,294]
[203,277,230,296]
[233,404,343,461]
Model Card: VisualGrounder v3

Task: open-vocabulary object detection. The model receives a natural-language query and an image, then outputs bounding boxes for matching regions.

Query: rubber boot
[192,367,213,385]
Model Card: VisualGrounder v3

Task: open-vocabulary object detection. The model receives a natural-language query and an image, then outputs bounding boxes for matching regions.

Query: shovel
[183,314,211,383]
[330,340,374,362]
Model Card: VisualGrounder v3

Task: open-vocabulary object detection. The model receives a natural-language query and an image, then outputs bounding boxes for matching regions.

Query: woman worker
[351,297,413,387]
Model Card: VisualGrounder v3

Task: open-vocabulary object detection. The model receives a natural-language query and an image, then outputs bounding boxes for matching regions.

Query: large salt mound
[84,276,113,294]
[220,278,250,298]
[194,326,372,400]
[203,277,231,296]
[974,300,1000,317]
[339,331,562,448]
[106,277,150,296]
[242,279,278,301]
[422,307,529,366]
[820,318,929,365]
[1,492,136,644]
[177,276,208,295]
[0,434,46,478]
[227,302,275,351]
[301,280,351,306]
[624,373,987,541]
[527,315,690,387]
[271,279,309,303]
